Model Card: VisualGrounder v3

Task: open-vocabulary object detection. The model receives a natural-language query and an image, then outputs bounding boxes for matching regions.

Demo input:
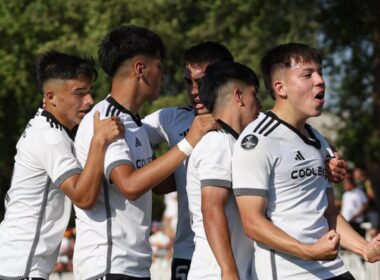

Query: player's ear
[44,91,57,106]
[134,60,145,78]
[273,79,287,98]
[232,88,244,106]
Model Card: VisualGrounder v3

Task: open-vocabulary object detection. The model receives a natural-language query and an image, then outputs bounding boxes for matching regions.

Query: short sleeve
[142,109,170,146]
[36,130,82,188]
[232,133,272,197]
[104,137,134,181]
[196,134,233,189]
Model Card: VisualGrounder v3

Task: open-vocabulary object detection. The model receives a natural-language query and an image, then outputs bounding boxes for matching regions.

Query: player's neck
[110,78,143,115]
[271,106,310,137]
[213,110,244,134]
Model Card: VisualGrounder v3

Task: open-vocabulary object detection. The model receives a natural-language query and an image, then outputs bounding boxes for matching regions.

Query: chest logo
[135,137,142,147]
[241,134,258,150]
[295,150,305,161]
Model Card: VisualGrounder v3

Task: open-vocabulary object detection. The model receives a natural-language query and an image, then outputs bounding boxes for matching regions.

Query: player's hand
[185,113,219,146]
[306,230,340,260]
[93,111,124,145]
[326,152,348,183]
[362,233,380,262]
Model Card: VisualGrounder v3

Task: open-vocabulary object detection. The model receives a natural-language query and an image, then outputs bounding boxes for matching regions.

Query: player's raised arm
[111,113,219,200]
[61,111,123,209]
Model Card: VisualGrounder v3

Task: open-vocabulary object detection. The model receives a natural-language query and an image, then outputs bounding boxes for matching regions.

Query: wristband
[177,138,193,156]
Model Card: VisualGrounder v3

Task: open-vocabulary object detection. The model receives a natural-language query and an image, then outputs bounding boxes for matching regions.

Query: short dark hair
[183,41,234,65]
[199,61,259,113]
[98,25,165,77]
[260,42,322,99]
[35,51,97,93]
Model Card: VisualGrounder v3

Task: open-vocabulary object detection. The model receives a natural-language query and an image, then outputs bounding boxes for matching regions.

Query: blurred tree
[318,0,380,190]
[0,0,318,220]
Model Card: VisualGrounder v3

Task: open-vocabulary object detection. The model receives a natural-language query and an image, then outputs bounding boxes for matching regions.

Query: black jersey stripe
[263,121,281,136]
[111,106,118,117]
[105,104,112,117]
[258,117,276,135]
[253,114,270,133]
[106,96,142,126]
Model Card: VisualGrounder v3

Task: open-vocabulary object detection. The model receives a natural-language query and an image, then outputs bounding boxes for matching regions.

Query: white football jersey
[187,121,254,280]
[142,106,195,260]
[0,109,79,279]
[74,96,153,279]
[232,112,347,280]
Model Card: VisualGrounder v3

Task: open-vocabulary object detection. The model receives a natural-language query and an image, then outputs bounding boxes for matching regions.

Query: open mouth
[315,91,325,100]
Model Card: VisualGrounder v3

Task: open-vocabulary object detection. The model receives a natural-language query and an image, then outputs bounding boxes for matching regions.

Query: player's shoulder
[243,111,284,138]
[24,110,72,147]
[238,112,281,148]
[196,129,233,153]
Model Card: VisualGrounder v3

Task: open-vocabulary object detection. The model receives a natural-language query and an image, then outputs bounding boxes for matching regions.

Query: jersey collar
[106,96,142,126]
[217,119,239,140]
[41,110,76,140]
[265,111,321,149]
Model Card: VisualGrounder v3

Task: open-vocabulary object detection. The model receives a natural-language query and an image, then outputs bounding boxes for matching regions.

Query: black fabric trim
[253,114,270,133]
[55,168,82,188]
[265,111,321,149]
[105,160,134,182]
[41,110,76,140]
[88,178,112,280]
[270,249,278,280]
[0,181,52,280]
[233,188,268,197]
[217,119,239,140]
[201,179,232,189]
[106,96,142,126]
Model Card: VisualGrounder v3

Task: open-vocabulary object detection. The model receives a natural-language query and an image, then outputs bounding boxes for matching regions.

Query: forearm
[204,207,238,276]
[244,216,315,260]
[336,214,367,255]
[119,146,187,200]
[71,135,107,209]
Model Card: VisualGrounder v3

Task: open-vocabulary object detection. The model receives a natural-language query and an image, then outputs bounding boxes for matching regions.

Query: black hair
[98,25,165,77]
[35,51,97,93]
[260,42,322,99]
[199,61,259,113]
[183,41,234,65]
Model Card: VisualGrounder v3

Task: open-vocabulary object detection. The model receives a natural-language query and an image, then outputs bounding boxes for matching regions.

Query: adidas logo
[179,129,189,137]
[135,137,142,147]
[295,150,305,161]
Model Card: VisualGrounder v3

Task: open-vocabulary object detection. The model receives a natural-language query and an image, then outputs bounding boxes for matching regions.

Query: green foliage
[318,0,380,168]
[3,0,378,218]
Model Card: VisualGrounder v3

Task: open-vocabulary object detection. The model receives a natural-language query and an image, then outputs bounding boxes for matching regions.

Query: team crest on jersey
[241,134,258,150]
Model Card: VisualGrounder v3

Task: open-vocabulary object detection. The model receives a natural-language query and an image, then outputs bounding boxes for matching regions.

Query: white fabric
[341,187,368,223]
[142,106,195,260]
[232,112,347,280]
[187,130,254,280]
[74,96,153,279]
[0,109,79,279]
[164,192,178,232]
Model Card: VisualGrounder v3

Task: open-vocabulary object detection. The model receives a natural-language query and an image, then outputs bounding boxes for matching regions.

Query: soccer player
[73,26,218,280]
[0,51,123,279]
[142,41,235,279]
[232,43,380,279]
[186,61,261,280]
